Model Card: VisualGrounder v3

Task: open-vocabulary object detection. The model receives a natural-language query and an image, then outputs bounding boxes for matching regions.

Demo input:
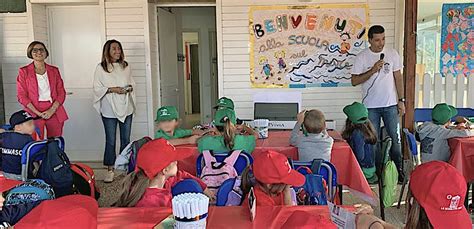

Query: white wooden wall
[219,0,400,130]
[104,0,152,138]
[0,13,30,122]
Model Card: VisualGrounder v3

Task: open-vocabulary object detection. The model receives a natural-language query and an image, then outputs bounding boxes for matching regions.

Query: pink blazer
[16,62,69,123]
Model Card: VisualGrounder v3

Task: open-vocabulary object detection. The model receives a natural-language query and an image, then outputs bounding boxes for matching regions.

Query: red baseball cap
[136,138,192,179]
[409,161,471,229]
[15,195,98,229]
[253,150,305,187]
[0,176,22,193]
[282,210,337,229]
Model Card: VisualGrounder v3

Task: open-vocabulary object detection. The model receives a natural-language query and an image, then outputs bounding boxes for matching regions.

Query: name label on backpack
[53,164,63,172]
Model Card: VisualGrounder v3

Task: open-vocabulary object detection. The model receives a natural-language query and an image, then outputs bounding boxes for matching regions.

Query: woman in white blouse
[93,40,136,182]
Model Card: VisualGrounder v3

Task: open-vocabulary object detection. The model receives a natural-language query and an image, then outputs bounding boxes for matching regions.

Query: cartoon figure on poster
[440,3,474,77]
[250,4,369,88]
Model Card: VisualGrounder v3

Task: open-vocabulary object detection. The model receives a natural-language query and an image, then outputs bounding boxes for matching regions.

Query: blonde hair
[303,109,326,134]
[113,169,149,207]
[218,118,236,149]
[405,191,433,229]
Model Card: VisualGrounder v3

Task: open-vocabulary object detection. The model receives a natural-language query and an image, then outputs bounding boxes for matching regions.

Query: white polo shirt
[351,47,402,108]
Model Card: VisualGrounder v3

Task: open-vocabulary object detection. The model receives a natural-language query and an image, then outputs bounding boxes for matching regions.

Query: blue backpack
[294,166,328,205]
[128,137,152,173]
[5,179,55,206]
[30,140,73,197]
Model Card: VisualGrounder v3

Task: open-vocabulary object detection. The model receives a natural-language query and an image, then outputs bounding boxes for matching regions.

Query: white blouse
[93,63,136,122]
[36,72,52,102]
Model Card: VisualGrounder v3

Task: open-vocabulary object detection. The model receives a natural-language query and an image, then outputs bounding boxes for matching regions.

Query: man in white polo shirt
[351,25,405,182]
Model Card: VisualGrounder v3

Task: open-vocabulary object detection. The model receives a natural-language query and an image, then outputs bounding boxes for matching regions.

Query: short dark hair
[26,41,49,59]
[368,25,385,39]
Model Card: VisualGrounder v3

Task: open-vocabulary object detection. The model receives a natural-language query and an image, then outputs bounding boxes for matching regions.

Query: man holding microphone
[351,25,405,182]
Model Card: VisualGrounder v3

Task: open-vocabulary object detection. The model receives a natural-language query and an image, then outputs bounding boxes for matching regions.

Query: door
[157,8,179,108]
[190,44,200,114]
[48,6,103,161]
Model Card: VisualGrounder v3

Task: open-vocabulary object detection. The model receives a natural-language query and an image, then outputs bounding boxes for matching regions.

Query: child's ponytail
[113,169,150,207]
[223,118,236,149]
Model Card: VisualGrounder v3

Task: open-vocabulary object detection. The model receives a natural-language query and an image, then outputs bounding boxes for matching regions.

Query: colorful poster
[249,4,369,88]
[440,3,474,77]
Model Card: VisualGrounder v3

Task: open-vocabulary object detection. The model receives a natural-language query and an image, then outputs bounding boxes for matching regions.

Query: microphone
[378,53,385,73]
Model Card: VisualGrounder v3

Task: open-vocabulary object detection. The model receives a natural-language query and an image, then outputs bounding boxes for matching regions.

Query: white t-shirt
[351,47,402,108]
[36,72,52,102]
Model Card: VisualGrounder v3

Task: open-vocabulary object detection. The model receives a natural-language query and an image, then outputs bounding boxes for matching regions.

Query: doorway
[47,6,103,161]
[156,7,217,129]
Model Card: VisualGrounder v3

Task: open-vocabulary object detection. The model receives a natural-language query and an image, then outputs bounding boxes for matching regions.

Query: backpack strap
[295,166,313,175]
[223,150,242,167]
[310,159,324,174]
[73,163,95,178]
[202,150,217,167]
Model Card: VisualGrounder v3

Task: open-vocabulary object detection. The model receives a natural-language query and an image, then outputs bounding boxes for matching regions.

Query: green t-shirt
[197,135,256,153]
[154,128,193,140]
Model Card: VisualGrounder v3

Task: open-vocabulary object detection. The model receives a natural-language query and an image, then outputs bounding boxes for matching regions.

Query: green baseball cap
[432,103,457,125]
[214,97,234,110]
[155,106,179,122]
[343,102,369,124]
[213,108,236,126]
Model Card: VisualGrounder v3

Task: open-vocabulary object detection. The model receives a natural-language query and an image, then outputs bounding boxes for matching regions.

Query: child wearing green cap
[154,106,204,145]
[198,108,256,153]
[417,103,472,162]
[342,102,378,183]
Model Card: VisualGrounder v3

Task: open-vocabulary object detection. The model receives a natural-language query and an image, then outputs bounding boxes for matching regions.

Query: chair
[216,177,238,206]
[377,136,392,221]
[196,151,253,177]
[397,129,420,209]
[290,159,338,202]
[21,137,65,181]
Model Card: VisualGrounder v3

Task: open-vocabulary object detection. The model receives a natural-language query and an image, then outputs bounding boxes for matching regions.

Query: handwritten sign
[249,4,369,88]
[440,3,473,77]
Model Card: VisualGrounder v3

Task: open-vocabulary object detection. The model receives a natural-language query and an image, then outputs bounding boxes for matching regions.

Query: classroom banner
[249,4,369,88]
[440,3,473,77]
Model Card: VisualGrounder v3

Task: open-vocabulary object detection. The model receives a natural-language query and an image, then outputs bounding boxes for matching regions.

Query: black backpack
[31,140,73,197]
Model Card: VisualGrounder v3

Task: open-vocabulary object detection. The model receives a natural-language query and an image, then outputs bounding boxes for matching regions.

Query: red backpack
[71,163,100,200]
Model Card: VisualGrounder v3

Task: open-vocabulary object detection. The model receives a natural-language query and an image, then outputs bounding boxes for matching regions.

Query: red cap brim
[280,169,306,187]
[424,205,472,229]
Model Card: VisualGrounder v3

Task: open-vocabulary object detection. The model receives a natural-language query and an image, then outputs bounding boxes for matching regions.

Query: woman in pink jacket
[16,41,68,139]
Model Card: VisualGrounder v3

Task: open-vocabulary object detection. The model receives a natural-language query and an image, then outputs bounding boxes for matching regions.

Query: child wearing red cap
[356,161,472,229]
[114,139,214,207]
[241,150,305,207]
[0,176,41,226]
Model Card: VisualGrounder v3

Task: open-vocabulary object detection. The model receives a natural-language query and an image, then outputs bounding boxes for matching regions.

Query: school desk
[449,136,474,182]
[176,131,376,205]
[97,205,354,229]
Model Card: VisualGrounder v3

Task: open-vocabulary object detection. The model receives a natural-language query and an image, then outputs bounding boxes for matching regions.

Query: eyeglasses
[32,48,45,53]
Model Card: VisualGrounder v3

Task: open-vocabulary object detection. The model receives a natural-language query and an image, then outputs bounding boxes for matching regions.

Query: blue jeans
[368,105,403,174]
[101,115,133,166]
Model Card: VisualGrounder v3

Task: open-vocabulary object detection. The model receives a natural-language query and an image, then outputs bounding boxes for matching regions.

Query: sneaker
[104,170,114,183]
